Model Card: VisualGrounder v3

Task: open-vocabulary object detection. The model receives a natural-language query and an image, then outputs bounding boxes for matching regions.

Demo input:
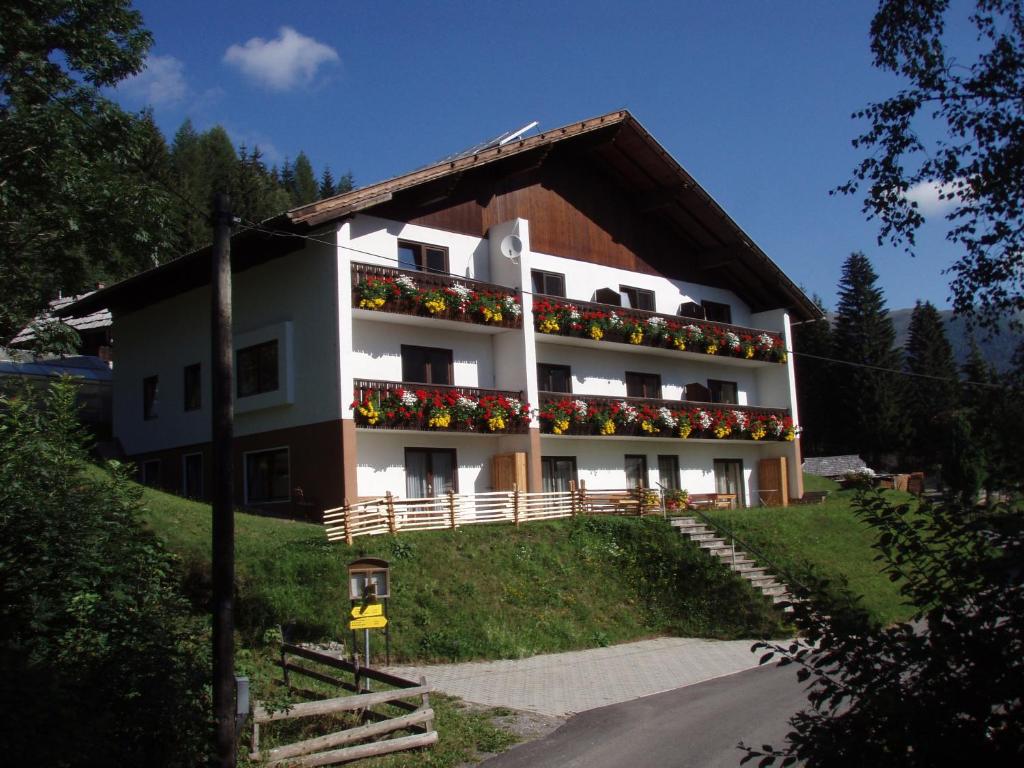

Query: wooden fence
[324,485,660,544]
[250,643,436,766]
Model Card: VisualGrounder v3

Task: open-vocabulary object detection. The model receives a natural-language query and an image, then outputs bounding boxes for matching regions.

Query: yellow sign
[349,615,388,630]
[350,603,383,619]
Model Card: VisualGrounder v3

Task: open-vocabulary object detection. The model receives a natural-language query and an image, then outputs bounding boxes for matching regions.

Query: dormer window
[399,240,448,274]
[593,288,621,306]
[620,286,655,311]
[702,300,732,324]
[677,301,704,319]
[531,270,565,297]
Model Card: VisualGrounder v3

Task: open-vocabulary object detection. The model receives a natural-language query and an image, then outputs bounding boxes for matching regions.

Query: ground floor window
[713,459,744,508]
[140,459,161,487]
[245,447,290,504]
[541,456,578,493]
[182,452,203,499]
[405,448,457,498]
[657,455,680,491]
[624,454,648,489]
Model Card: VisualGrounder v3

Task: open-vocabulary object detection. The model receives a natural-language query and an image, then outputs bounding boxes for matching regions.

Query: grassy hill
[136,480,786,662]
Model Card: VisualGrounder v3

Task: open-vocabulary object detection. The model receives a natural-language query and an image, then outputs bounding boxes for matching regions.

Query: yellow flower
[553,418,569,434]
[589,324,604,340]
[424,297,447,314]
[678,425,691,439]
[358,404,380,425]
[714,424,731,439]
[744,347,755,359]
[482,307,503,323]
[599,420,616,435]
[359,297,386,310]
[780,352,789,363]
[488,415,506,432]
[706,343,718,355]
[641,420,655,434]
[428,411,452,428]
[750,424,766,440]
[784,428,796,441]
[629,329,643,345]
[539,317,560,334]
[673,338,686,351]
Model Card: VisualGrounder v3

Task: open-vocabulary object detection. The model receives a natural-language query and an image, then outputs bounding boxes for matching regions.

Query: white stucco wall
[346,214,490,281]
[113,240,340,455]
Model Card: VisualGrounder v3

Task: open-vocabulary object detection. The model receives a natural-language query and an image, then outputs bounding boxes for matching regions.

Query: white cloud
[118,55,188,106]
[904,179,963,215]
[223,27,339,90]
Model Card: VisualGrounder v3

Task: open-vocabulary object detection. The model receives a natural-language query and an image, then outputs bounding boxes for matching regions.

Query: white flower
[647,316,666,330]
[504,397,521,412]
[683,324,703,338]
[766,415,782,435]
[608,312,623,329]
[568,307,581,322]
[725,331,740,350]
[618,401,637,423]
[450,283,471,301]
[696,409,712,429]
[401,390,419,407]
[757,332,774,350]
[457,396,476,409]
[658,407,677,428]
[396,275,416,291]
[503,296,522,316]
[573,399,589,417]
[733,410,749,430]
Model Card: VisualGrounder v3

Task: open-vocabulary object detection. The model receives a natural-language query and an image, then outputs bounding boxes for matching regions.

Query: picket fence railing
[323,485,659,544]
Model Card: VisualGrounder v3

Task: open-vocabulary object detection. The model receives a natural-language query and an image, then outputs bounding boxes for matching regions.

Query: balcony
[532,296,787,365]
[352,379,531,434]
[352,262,523,331]
[537,392,794,441]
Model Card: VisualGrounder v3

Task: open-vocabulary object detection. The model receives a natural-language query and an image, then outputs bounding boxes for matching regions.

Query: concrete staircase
[670,516,793,606]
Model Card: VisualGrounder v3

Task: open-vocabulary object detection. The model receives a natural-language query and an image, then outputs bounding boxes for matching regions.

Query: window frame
[531,269,566,297]
[398,240,449,274]
[182,451,203,499]
[140,459,161,487]
[657,455,680,492]
[184,363,201,412]
[624,454,649,490]
[143,375,159,421]
[404,447,458,497]
[625,371,662,399]
[702,300,732,324]
[620,285,656,311]
[237,339,279,399]
[541,456,579,493]
[401,344,453,385]
[243,446,291,505]
[708,379,739,405]
[537,363,572,393]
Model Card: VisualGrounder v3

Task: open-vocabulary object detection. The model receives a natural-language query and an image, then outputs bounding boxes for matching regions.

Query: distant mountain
[822,309,1021,372]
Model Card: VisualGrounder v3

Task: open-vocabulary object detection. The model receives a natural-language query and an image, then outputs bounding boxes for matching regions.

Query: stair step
[732,562,766,573]
[760,584,788,597]
[687,532,718,541]
[739,569,771,581]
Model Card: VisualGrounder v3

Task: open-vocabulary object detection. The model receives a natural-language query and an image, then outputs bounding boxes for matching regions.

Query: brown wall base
[130,419,346,519]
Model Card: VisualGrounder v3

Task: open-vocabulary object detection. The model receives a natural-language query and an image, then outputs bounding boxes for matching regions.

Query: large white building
[63,111,821,515]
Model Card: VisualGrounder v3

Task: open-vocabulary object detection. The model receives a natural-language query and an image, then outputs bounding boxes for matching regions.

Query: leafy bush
[0,381,211,766]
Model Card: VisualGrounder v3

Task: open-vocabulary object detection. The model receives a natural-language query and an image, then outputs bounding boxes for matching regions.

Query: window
[658,455,680,491]
[708,379,738,405]
[702,300,732,324]
[182,452,203,499]
[593,287,621,306]
[237,340,279,398]
[624,455,648,490]
[405,448,457,497]
[399,240,448,274]
[714,459,744,508]
[542,456,578,493]
[140,459,161,487]
[625,371,661,399]
[620,285,656,311]
[531,269,565,297]
[245,447,290,504]
[677,301,704,319]
[538,363,572,393]
[401,345,452,385]
[184,363,201,411]
[143,375,159,420]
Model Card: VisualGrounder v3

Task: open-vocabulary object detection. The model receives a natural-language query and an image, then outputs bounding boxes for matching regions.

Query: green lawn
[705,477,915,626]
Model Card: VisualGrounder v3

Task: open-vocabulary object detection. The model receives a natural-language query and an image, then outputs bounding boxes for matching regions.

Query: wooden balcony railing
[351,261,523,329]
[537,391,795,441]
[352,379,530,434]
[532,294,787,363]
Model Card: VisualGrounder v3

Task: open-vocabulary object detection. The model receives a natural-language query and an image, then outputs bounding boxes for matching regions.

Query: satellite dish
[500,234,523,262]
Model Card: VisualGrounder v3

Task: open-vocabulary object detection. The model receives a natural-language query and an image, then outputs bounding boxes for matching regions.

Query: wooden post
[512,483,520,527]
[386,492,396,534]
[343,499,353,546]
[420,675,432,733]
[569,480,577,517]
[210,191,236,768]
[579,479,587,517]
[280,643,289,688]
[447,489,457,530]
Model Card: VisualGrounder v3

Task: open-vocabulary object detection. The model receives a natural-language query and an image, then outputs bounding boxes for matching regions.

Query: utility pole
[211,192,236,767]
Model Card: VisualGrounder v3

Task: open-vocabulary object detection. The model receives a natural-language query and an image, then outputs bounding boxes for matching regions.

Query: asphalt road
[480,663,807,768]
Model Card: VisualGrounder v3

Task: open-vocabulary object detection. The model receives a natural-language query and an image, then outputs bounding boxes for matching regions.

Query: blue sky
[113,1,972,312]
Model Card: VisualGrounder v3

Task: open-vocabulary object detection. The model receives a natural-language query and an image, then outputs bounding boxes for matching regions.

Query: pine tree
[792,294,834,456]
[903,301,958,468]
[831,252,906,467]
[336,169,355,194]
[292,151,319,205]
[319,166,336,198]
